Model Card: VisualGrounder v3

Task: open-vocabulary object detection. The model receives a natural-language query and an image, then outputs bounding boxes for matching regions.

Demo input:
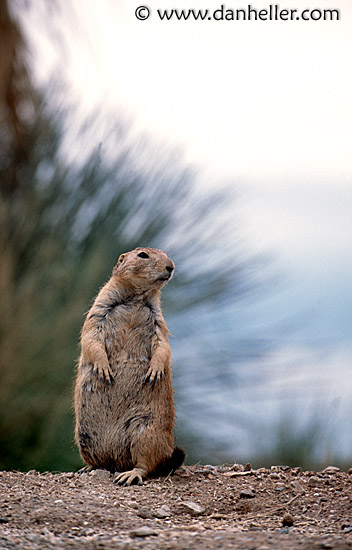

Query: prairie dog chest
[104,302,157,358]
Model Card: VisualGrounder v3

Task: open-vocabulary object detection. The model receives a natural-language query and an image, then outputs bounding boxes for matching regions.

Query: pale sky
[63,0,352,182]
[27,0,352,179]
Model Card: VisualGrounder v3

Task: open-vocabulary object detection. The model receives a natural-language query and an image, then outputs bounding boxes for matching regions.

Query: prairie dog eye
[137,252,149,259]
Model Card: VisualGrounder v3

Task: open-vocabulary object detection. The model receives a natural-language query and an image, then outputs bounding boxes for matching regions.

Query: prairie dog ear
[113,253,126,274]
[117,253,126,264]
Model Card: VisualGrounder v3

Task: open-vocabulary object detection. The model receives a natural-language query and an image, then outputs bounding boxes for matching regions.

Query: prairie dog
[74,247,184,485]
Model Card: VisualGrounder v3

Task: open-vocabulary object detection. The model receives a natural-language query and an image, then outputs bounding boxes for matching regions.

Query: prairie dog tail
[153,447,185,478]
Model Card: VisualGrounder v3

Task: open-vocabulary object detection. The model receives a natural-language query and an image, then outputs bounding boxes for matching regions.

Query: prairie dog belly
[76,300,173,461]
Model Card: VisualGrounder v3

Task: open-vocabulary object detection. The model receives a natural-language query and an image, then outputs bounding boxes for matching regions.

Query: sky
[22,0,352,457]
[28,0,352,180]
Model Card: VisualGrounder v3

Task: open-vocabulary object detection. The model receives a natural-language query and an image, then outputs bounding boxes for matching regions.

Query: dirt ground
[1,463,352,549]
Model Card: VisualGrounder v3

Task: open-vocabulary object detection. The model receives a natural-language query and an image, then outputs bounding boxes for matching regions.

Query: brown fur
[74,247,184,485]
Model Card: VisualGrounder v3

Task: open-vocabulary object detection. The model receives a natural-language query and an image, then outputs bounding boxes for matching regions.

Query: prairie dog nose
[166,265,174,273]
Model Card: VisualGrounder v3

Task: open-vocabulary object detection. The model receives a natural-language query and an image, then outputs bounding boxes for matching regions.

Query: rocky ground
[1,463,352,549]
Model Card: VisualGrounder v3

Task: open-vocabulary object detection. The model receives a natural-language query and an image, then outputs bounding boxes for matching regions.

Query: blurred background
[0,0,351,472]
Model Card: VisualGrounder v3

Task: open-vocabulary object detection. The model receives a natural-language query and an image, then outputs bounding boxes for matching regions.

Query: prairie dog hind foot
[113,468,145,486]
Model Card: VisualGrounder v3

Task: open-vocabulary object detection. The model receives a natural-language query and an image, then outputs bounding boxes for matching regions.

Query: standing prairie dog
[74,247,184,485]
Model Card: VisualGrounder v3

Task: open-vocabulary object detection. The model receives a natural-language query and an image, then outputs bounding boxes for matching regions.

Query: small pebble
[80,528,95,536]
[282,513,294,527]
[322,466,340,474]
[182,501,205,515]
[240,487,256,499]
[231,464,244,472]
[90,469,110,480]
[154,505,172,518]
[308,476,323,487]
[290,480,304,493]
[130,526,158,538]
[78,473,89,481]
[137,507,154,519]
[126,500,139,509]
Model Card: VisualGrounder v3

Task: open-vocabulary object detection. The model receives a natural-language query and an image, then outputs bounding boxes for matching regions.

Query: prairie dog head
[113,247,175,292]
